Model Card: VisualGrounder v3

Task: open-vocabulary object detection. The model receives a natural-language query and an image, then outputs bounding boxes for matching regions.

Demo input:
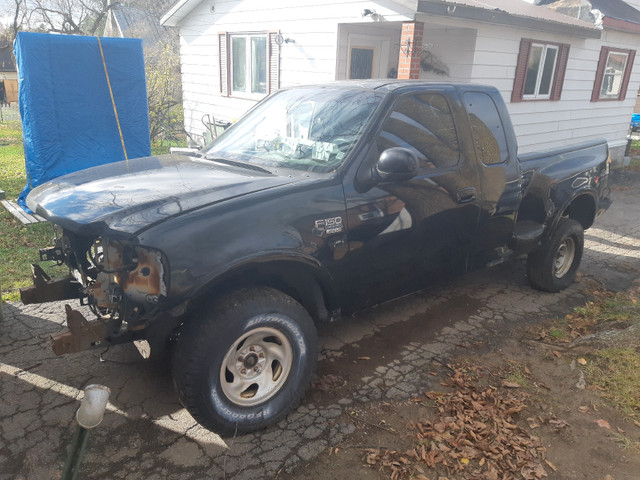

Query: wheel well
[198,261,337,323]
[563,194,596,229]
[517,194,546,224]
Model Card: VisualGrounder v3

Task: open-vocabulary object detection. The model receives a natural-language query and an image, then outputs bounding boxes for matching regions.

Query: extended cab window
[464,92,508,165]
[377,93,460,171]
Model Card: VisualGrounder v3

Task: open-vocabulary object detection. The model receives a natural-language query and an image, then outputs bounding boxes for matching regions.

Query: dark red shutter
[219,32,230,97]
[550,43,570,101]
[591,46,610,102]
[620,49,636,100]
[512,38,532,103]
[268,32,280,94]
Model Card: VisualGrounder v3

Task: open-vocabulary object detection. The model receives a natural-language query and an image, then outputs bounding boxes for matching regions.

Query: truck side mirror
[374,147,419,183]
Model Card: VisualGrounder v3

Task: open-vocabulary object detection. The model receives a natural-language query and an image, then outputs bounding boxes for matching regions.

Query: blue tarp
[14,32,151,211]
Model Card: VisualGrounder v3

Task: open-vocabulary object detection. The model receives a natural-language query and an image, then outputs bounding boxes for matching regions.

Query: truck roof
[287,79,496,94]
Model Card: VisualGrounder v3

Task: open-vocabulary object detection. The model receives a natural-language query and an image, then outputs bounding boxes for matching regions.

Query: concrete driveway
[2,170,639,480]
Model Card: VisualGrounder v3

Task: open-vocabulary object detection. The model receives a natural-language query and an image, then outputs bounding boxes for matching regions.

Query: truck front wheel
[172,287,318,435]
[527,218,584,293]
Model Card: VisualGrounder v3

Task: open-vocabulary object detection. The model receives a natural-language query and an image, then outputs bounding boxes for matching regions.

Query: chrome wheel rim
[220,325,293,407]
[553,237,575,278]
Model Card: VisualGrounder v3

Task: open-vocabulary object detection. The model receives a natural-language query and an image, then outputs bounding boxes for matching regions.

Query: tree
[1,0,33,42]
[145,34,184,143]
[30,0,116,35]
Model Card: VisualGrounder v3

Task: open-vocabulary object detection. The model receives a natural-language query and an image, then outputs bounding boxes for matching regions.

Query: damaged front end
[21,229,170,356]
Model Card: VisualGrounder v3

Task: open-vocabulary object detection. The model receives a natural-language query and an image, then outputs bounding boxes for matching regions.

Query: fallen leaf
[501,380,520,388]
[553,350,562,358]
[549,419,570,429]
[595,419,611,429]
[578,406,589,413]
[479,457,486,466]
[616,427,625,434]
[357,356,370,361]
[433,422,447,433]
[545,459,557,471]
[577,358,587,365]
[634,420,640,428]
[460,458,469,464]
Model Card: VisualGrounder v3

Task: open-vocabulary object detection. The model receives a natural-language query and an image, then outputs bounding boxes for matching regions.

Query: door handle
[455,187,477,204]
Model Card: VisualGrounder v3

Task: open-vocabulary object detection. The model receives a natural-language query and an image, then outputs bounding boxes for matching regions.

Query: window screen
[377,93,460,170]
[463,92,509,165]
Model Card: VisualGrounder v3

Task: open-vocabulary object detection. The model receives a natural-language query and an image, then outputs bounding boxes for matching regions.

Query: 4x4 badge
[313,216,343,235]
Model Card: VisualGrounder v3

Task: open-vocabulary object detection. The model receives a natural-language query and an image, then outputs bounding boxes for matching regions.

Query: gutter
[417,0,602,39]
[160,0,202,27]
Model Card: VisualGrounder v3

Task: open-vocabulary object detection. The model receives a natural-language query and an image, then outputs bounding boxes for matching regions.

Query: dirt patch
[284,288,640,480]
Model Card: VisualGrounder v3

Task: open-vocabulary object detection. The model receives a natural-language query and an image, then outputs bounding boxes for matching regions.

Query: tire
[172,287,318,435]
[527,218,584,293]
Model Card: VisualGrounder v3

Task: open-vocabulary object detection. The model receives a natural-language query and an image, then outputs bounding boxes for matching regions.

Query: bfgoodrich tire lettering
[172,287,318,435]
[527,218,584,293]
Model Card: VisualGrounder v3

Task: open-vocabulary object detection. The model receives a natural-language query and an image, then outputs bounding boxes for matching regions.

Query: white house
[161,0,640,164]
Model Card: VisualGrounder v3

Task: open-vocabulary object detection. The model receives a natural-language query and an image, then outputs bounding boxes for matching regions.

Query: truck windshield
[203,87,383,173]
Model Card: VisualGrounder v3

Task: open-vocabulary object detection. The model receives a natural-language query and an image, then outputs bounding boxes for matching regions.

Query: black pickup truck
[22,81,611,434]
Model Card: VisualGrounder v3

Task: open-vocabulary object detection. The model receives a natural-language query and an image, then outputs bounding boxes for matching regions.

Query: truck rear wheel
[527,218,584,293]
[172,287,317,435]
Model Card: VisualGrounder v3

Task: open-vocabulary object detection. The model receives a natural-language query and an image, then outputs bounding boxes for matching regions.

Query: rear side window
[376,93,460,171]
[463,92,509,165]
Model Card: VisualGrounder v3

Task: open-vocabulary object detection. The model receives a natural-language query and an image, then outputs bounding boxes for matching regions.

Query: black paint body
[26,81,611,340]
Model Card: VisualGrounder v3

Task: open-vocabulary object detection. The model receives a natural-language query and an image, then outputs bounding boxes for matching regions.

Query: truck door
[461,91,521,268]
[339,90,481,311]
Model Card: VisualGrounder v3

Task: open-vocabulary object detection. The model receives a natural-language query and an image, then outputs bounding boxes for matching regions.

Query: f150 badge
[313,216,344,235]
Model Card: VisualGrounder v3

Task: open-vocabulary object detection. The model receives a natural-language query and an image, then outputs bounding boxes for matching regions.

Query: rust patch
[122,248,166,303]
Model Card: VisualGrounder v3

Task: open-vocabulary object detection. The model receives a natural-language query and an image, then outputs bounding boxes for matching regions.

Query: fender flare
[190,250,341,315]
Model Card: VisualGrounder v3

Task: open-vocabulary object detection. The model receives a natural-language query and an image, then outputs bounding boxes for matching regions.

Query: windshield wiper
[204,156,272,174]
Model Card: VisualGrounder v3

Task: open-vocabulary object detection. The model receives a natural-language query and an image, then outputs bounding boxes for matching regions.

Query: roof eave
[417,0,601,39]
[160,0,202,27]
[602,16,640,34]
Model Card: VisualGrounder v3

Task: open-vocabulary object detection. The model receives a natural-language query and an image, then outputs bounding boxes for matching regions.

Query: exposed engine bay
[20,229,169,356]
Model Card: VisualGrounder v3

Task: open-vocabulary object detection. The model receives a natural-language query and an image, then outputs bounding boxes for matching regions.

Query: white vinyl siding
[175,0,414,144]
[468,24,640,156]
[176,0,640,161]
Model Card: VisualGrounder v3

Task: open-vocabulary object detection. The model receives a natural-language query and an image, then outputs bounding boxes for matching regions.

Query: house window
[524,44,558,99]
[219,32,280,98]
[592,47,636,102]
[512,39,570,103]
[231,35,267,95]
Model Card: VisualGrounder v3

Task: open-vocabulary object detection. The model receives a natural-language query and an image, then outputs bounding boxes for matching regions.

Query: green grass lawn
[0,122,65,302]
